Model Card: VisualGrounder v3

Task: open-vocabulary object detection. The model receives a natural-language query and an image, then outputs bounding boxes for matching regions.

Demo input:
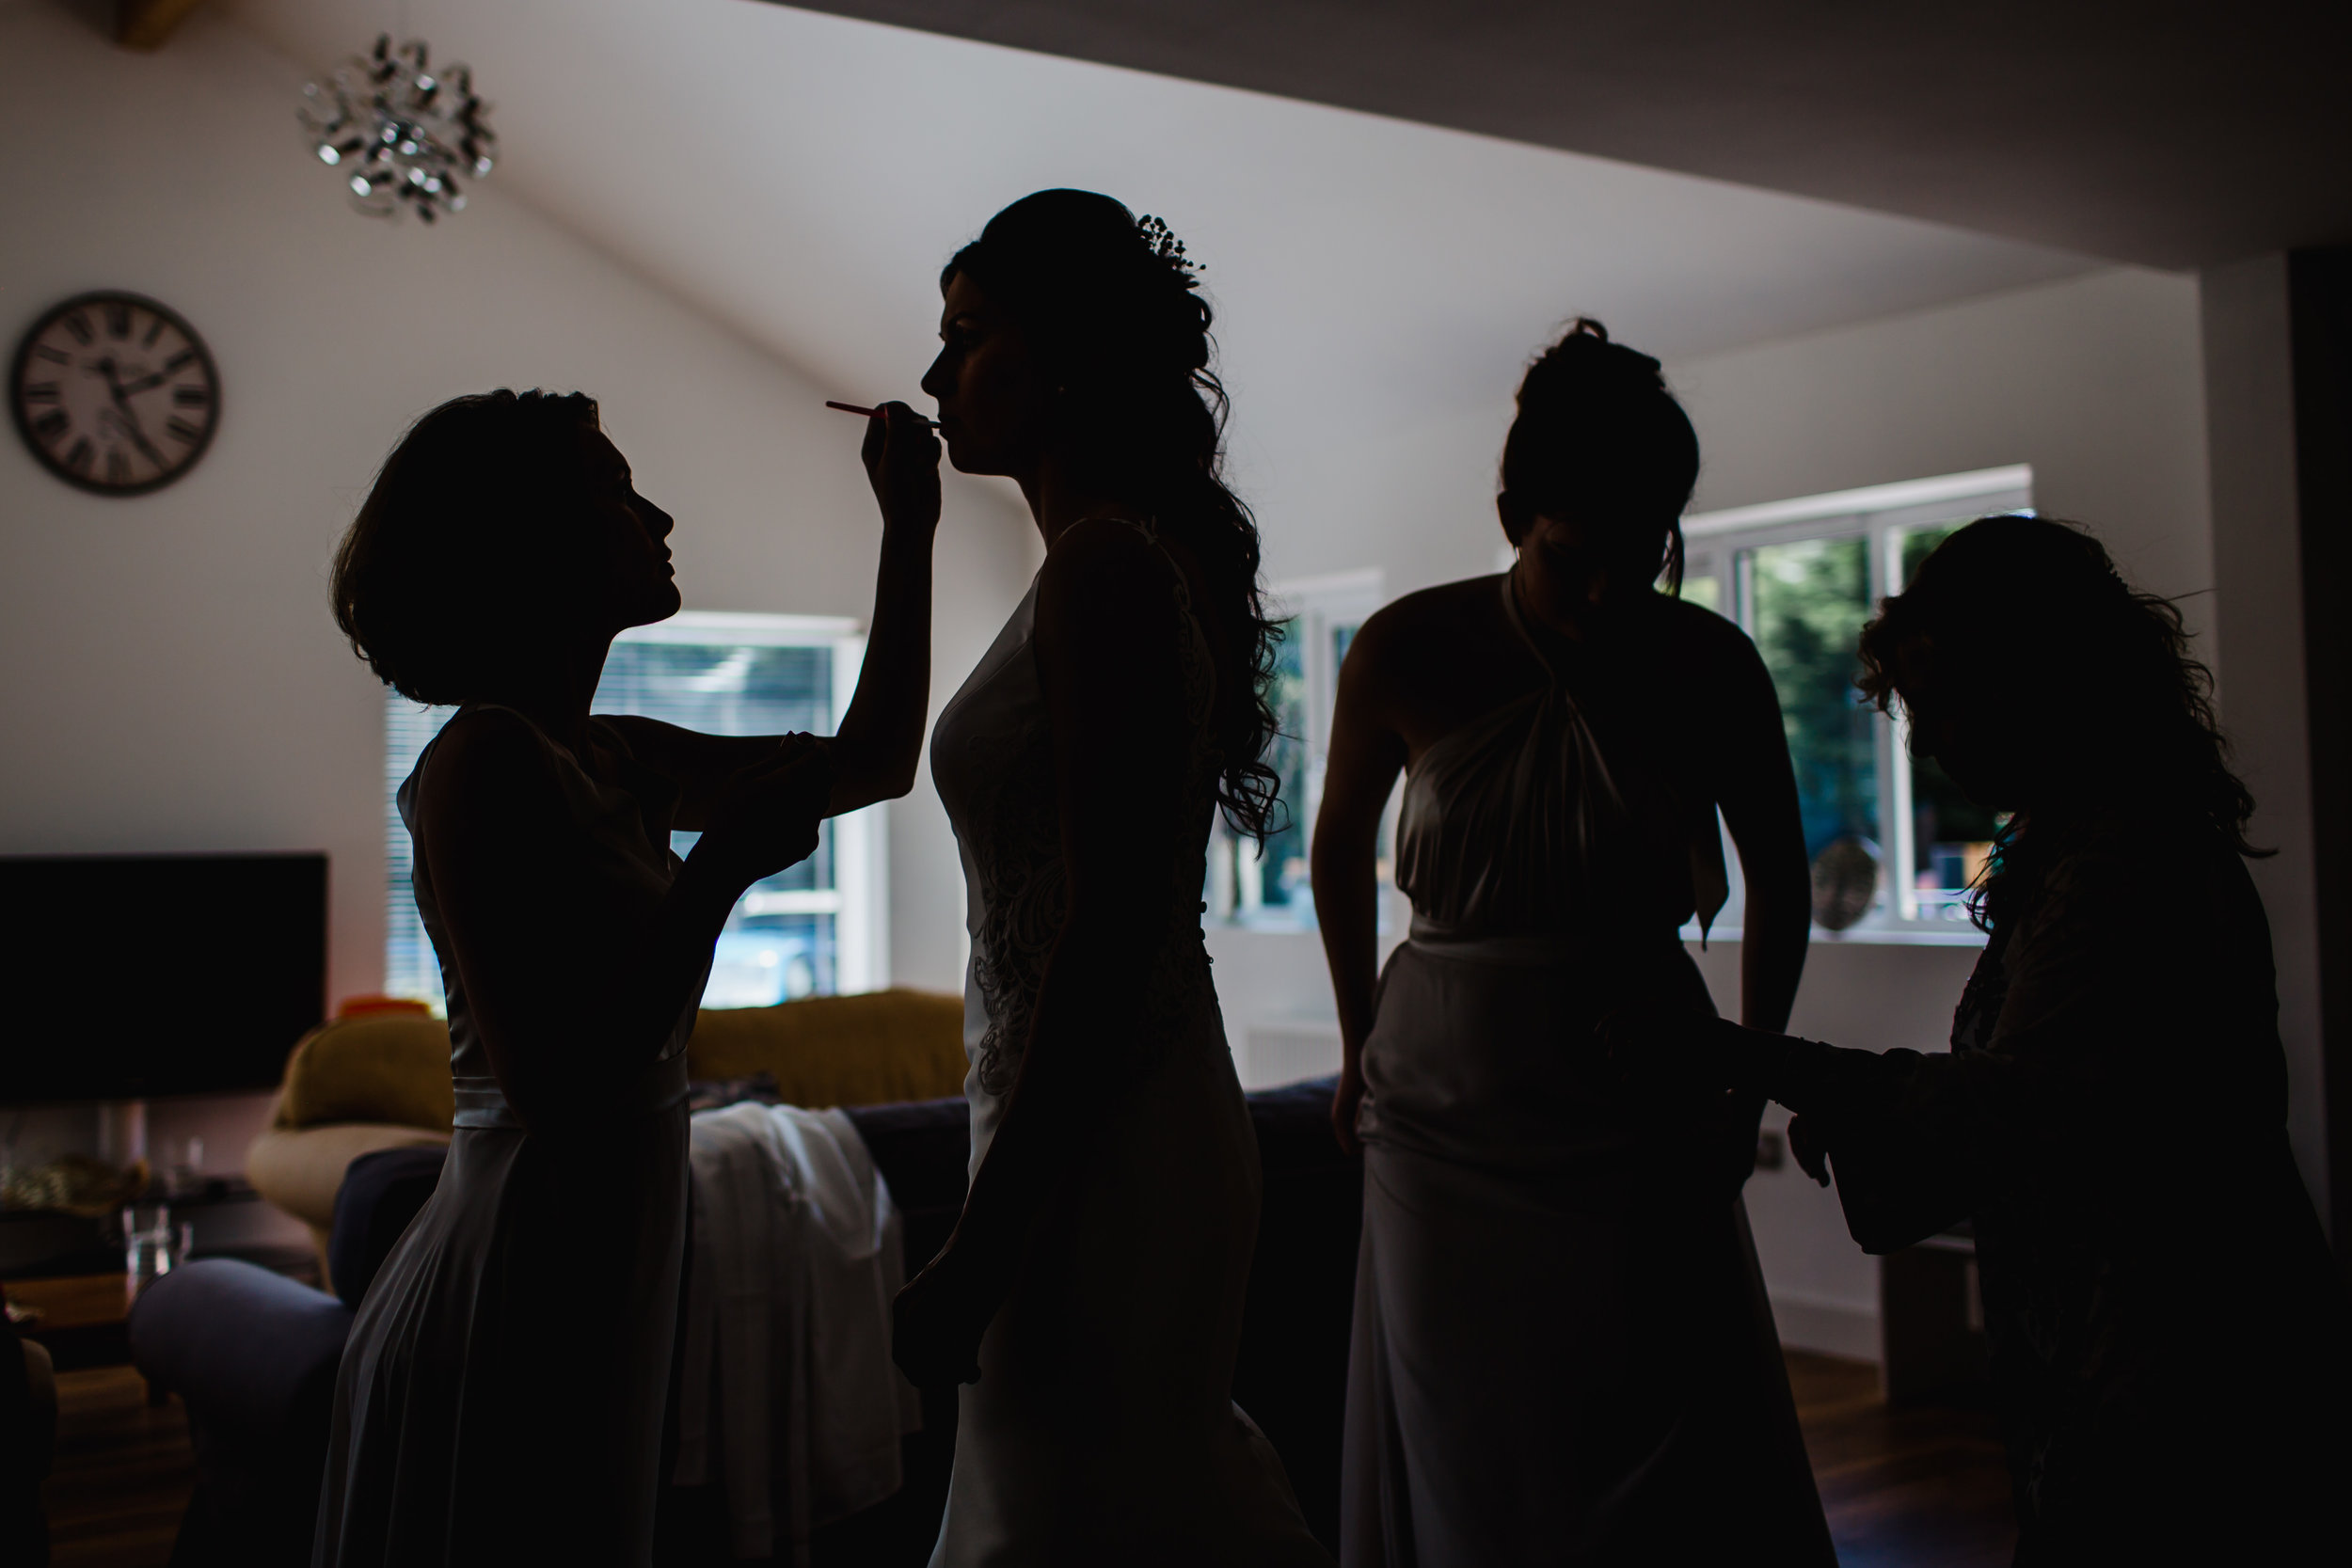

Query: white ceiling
[223,0,2098,492]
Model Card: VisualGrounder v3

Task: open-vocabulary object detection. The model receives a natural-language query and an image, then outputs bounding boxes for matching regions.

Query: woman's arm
[828,403,941,814]
[1712,631,1809,1031]
[891,522,1191,1386]
[597,404,941,822]
[416,710,830,1125]
[1313,615,1407,1155]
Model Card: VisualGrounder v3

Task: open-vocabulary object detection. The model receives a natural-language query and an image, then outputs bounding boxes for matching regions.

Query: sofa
[246,989,973,1280]
[150,992,1359,1564]
[144,1081,1358,1565]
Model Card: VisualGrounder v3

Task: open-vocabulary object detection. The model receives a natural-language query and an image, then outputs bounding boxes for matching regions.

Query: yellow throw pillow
[278,1013,455,1132]
[687,988,966,1110]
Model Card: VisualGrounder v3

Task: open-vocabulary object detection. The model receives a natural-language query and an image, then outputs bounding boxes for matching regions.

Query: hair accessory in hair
[1137,214,1201,279]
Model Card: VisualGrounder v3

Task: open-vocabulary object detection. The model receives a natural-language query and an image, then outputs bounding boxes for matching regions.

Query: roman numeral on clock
[104,301,132,339]
[31,408,70,442]
[106,450,133,484]
[23,382,60,404]
[63,311,93,346]
[172,386,211,407]
[65,437,95,475]
[166,417,204,444]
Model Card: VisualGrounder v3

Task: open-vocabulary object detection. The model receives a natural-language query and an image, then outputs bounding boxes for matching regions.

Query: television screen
[0,852,326,1103]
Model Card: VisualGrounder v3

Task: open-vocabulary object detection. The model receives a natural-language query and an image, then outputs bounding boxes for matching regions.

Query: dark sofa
[132,1077,1360,1565]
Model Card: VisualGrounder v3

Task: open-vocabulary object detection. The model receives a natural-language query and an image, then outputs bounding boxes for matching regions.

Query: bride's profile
[888,189,1332,1566]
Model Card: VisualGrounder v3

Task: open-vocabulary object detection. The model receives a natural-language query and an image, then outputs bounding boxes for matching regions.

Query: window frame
[1206,568,1386,930]
[1681,465,2031,943]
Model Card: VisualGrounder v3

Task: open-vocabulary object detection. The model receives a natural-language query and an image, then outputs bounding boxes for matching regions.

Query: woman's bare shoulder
[1654,593,1766,672]
[1347,576,1504,668]
[412,707,563,826]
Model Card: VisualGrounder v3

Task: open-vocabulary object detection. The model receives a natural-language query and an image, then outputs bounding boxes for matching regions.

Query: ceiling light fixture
[298,36,496,224]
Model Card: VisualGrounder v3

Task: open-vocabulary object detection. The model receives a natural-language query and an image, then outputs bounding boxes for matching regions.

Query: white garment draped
[673,1102,923,1564]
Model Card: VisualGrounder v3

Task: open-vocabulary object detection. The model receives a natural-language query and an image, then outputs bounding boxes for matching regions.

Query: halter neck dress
[927,519,1331,1566]
[315,705,705,1568]
[1343,578,1833,1566]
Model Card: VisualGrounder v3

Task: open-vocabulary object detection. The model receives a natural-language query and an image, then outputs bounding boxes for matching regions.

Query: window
[1205,570,1385,929]
[384,611,886,1010]
[1680,466,2029,938]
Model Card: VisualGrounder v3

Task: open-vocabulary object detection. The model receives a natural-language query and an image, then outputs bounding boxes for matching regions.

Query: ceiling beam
[116,0,209,52]
[771,1,2350,270]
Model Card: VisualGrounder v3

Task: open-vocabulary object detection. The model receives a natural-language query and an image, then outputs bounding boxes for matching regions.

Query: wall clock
[10,292,220,497]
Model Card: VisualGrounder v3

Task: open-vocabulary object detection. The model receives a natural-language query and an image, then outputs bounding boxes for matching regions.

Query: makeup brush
[825,401,941,429]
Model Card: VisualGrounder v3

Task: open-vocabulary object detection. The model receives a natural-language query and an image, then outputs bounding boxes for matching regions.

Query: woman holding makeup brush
[313,388,936,1568]
[883,189,1328,1566]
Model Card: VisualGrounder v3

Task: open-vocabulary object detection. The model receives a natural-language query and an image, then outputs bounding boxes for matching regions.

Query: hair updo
[945,188,1283,840]
[330,388,600,705]
[1501,318,1700,594]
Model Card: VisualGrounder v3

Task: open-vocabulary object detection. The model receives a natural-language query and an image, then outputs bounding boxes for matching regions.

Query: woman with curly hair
[1619,515,2351,1562]
[887,190,1328,1564]
[1314,319,1831,1565]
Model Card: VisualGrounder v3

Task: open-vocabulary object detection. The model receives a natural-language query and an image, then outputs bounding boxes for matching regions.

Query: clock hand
[114,369,171,398]
[105,406,171,472]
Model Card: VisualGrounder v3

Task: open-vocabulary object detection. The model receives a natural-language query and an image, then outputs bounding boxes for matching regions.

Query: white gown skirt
[1344,937,1833,1567]
[930,989,1333,1567]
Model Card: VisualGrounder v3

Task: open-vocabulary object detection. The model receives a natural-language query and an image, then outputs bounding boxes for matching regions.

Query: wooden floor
[1786,1351,2015,1568]
[42,1368,195,1568]
[42,1354,2015,1566]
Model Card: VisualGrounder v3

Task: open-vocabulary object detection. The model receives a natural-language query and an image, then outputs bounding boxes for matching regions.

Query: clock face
[10,293,220,496]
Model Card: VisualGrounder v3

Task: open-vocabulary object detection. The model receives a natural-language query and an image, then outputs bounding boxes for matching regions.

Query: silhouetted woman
[313,388,939,1566]
[886,190,1329,1565]
[1315,322,1833,1564]
[1621,515,2351,1564]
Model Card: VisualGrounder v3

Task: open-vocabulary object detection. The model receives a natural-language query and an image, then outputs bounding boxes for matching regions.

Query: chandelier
[298,36,496,223]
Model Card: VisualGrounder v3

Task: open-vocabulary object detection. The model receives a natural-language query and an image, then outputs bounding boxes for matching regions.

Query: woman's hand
[1331,1059,1366,1157]
[695,734,834,888]
[1597,1007,1760,1101]
[860,402,942,536]
[1788,1114,1832,1187]
[891,1238,1001,1389]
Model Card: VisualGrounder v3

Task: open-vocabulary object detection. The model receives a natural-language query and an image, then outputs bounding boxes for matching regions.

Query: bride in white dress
[883,190,1331,1566]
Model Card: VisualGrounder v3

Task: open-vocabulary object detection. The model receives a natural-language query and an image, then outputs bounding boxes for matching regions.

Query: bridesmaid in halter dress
[315,388,939,1566]
[1314,323,1835,1564]
[887,190,1330,1566]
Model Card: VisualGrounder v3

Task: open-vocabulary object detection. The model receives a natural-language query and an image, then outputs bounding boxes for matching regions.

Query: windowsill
[1685,923,1988,948]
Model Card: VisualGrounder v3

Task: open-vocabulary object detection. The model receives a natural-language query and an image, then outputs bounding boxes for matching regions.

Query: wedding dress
[926,519,1331,1566]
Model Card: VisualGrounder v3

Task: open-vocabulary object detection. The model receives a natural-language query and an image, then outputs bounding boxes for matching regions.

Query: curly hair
[330,389,601,705]
[944,189,1283,839]
[1502,318,1700,595]
[1856,514,2263,931]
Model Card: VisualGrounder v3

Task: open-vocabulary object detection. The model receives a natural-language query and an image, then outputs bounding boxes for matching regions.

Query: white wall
[0,2,1032,1186]
[2200,255,2328,1233]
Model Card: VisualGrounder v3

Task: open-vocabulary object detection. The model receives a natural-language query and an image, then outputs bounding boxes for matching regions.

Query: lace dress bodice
[928,520,1222,1132]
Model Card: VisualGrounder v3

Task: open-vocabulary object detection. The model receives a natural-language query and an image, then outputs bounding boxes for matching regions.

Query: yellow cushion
[272,987,967,1132]
[686,988,967,1109]
[277,1014,454,1132]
